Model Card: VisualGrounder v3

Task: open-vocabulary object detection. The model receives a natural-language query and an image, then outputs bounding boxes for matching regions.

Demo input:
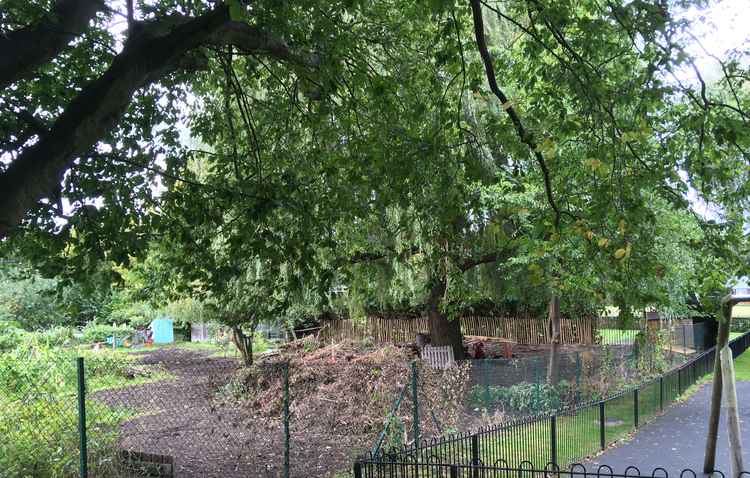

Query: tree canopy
[1,0,749,355]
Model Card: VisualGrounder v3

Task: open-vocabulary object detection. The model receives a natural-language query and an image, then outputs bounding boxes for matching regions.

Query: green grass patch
[598,329,638,345]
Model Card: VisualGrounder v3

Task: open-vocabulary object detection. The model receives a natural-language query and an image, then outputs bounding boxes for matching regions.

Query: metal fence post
[411,361,420,446]
[483,360,491,408]
[76,357,88,478]
[471,434,480,478]
[659,377,664,412]
[551,415,558,466]
[353,462,363,478]
[634,389,639,428]
[599,401,605,450]
[575,352,582,402]
[283,362,290,478]
[678,368,682,395]
[450,464,459,478]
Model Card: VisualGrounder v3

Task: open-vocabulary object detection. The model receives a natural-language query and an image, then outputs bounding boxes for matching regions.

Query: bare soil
[94,347,373,478]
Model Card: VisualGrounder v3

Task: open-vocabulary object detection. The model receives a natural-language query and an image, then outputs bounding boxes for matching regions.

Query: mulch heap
[224,337,473,440]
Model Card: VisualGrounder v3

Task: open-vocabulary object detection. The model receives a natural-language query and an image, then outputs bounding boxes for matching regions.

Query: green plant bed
[0,392,134,477]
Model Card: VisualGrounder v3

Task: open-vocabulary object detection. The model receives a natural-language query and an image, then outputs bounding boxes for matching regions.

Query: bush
[469,381,573,416]
[0,392,127,477]
[0,321,27,351]
[38,325,76,347]
[80,322,134,344]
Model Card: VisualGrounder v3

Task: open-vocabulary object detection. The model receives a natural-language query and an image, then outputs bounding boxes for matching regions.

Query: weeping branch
[468,0,561,228]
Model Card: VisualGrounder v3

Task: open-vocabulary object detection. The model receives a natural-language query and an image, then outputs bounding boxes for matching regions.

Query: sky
[675,0,748,221]
[684,0,747,76]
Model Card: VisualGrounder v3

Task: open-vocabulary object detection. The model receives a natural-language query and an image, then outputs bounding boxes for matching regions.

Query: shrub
[0,345,152,476]
[469,380,573,416]
[0,393,127,477]
[80,322,134,344]
[0,321,26,351]
[38,325,76,347]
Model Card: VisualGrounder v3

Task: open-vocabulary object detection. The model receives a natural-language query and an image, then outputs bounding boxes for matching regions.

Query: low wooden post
[720,346,744,478]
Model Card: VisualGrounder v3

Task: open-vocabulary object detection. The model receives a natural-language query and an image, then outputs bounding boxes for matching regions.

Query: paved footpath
[587,382,750,476]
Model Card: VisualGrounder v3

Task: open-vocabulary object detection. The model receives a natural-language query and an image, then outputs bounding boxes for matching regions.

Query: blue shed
[150,318,174,344]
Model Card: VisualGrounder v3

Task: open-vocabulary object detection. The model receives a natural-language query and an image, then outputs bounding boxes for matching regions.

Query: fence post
[483,360,491,408]
[412,361,420,447]
[450,464,459,478]
[551,415,558,466]
[283,362,290,478]
[634,389,639,428]
[678,368,682,395]
[659,377,664,412]
[575,352,581,403]
[76,357,88,478]
[353,462,363,478]
[599,401,605,450]
[471,434,480,478]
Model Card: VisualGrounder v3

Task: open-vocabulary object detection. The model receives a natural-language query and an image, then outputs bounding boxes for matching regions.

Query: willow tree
[2,0,748,360]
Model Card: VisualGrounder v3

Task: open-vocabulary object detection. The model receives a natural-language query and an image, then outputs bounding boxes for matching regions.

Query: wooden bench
[422,345,455,369]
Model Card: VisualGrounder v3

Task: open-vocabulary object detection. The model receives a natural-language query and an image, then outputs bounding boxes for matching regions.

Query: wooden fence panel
[319,315,598,345]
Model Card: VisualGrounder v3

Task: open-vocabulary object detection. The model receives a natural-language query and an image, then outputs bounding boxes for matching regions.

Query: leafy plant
[469,381,574,416]
[80,322,134,344]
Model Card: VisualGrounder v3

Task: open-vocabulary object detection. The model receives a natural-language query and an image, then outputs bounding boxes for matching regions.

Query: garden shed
[150,318,174,344]
[191,323,212,342]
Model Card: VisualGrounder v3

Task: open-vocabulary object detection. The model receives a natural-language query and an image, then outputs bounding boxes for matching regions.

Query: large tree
[2,0,749,356]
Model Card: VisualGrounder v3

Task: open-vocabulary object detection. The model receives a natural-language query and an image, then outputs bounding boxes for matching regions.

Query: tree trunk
[547,295,561,385]
[231,325,254,366]
[426,276,464,360]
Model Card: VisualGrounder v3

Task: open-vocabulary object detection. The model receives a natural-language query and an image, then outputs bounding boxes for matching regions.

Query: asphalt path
[586,382,750,476]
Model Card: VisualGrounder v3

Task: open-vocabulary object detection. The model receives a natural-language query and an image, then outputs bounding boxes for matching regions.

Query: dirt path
[587,381,750,475]
[94,348,369,478]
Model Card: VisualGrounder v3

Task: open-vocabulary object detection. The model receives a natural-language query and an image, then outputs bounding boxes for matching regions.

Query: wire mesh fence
[363,331,750,472]
[0,345,296,478]
[463,319,716,419]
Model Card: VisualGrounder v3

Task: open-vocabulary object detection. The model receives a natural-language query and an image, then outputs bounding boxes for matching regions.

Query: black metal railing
[353,460,750,478]
[358,332,750,473]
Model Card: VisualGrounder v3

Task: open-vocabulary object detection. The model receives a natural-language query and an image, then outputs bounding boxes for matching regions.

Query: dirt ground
[94,348,372,478]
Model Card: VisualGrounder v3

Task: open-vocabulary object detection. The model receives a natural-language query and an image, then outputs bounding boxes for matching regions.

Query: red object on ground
[501,342,512,358]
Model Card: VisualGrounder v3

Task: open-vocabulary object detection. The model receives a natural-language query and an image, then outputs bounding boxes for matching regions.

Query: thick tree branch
[468,0,561,228]
[0,5,316,238]
[457,251,509,272]
[0,0,105,90]
[348,245,423,265]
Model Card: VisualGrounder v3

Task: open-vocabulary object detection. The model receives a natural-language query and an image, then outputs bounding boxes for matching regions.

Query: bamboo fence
[319,315,597,345]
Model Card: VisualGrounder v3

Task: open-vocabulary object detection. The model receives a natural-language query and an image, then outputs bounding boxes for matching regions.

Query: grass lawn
[599,329,638,345]
[732,348,750,381]
[471,347,750,468]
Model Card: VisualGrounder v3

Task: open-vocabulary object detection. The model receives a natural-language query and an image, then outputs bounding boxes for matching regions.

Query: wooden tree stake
[720,345,744,478]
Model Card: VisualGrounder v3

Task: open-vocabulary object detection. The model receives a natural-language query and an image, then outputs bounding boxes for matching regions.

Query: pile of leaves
[221,338,472,439]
